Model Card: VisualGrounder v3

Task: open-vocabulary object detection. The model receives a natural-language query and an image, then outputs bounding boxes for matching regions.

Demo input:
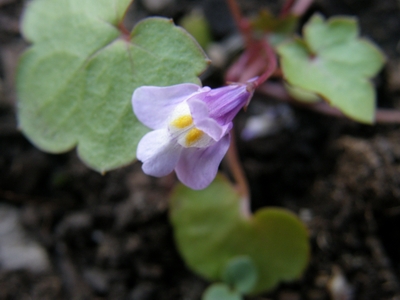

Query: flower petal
[175,134,231,190]
[132,83,205,129]
[187,98,231,141]
[202,84,253,125]
[137,129,183,177]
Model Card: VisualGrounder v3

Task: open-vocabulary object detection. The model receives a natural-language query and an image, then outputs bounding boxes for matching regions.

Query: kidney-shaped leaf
[277,14,385,124]
[170,175,309,294]
[17,0,208,172]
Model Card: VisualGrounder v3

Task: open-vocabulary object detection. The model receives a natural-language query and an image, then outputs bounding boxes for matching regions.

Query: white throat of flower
[168,102,214,148]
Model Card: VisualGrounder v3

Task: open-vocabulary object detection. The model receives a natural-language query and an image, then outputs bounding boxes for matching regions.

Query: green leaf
[169,175,309,294]
[202,283,242,300]
[284,83,320,103]
[277,14,385,124]
[180,9,212,50]
[17,0,208,172]
[222,256,257,294]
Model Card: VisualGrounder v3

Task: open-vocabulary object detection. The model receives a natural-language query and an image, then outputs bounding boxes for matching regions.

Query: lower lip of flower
[169,113,213,148]
[185,128,204,146]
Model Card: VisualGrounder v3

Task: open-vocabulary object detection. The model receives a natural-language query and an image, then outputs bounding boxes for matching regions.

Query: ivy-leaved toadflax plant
[132,80,256,190]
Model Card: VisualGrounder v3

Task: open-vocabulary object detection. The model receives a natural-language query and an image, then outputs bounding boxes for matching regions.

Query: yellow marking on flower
[171,115,193,129]
[185,128,204,146]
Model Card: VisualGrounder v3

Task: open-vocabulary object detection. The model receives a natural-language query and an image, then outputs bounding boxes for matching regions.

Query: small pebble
[83,268,109,294]
[128,282,156,300]
[0,204,51,273]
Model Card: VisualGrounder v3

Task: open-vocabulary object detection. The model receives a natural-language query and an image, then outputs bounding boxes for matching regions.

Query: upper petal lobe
[187,98,231,141]
[132,83,203,129]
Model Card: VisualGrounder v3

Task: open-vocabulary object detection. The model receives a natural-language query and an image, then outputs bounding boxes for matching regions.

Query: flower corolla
[132,81,254,190]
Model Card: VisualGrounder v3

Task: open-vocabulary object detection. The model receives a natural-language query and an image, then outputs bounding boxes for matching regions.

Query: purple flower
[132,81,255,190]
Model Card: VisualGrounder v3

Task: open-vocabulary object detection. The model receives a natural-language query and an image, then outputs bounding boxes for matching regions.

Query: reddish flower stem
[280,0,314,17]
[224,0,277,217]
[226,131,252,218]
[280,0,296,17]
[226,0,252,46]
[225,0,277,87]
[252,41,277,88]
[290,0,314,16]
[226,40,277,85]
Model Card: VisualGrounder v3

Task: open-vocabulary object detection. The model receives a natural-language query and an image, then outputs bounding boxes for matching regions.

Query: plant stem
[226,39,277,85]
[118,22,131,41]
[258,81,400,123]
[118,0,134,40]
[280,0,296,17]
[226,131,252,218]
[375,109,400,123]
[290,0,314,16]
[226,0,252,46]
[253,41,277,88]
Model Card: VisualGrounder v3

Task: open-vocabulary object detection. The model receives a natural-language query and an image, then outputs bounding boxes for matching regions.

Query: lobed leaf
[170,175,309,294]
[284,83,320,103]
[277,14,386,123]
[17,0,208,172]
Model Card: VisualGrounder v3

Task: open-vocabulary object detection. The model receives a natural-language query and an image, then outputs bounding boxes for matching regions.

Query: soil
[1,0,400,299]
